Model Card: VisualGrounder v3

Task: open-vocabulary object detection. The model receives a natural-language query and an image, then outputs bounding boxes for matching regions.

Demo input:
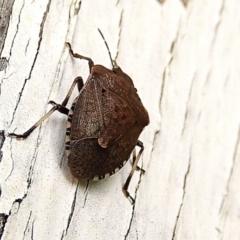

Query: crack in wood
[181,0,189,7]
[0,130,5,163]
[13,197,27,213]
[9,0,25,59]
[25,39,30,55]
[217,124,240,236]
[6,136,15,181]
[9,0,53,127]
[24,131,43,187]
[69,0,82,19]
[116,0,121,6]
[64,182,79,236]
[159,67,166,116]
[181,73,196,136]
[172,144,192,240]
[6,134,40,215]
[73,0,81,16]
[149,130,159,167]
[31,220,35,240]
[60,231,65,240]
[23,211,32,237]
[202,70,212,95]
[157,0,166,4]
[0,71,15,95]
[211,0,225,49]
[157,0,190,7]
[159,30,179,116]
[0,194,27,239]
[8,122,41,183]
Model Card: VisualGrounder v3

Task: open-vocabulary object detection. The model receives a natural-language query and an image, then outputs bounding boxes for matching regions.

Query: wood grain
[0,0,240,239]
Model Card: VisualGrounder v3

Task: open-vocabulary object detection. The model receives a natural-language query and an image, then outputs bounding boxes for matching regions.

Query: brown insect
[9,30,149,204]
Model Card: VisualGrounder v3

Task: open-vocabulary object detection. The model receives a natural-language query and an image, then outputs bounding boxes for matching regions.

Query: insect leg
[61,77,84,106]
[122,140,144,205]
[8,104,68,139]
[8,77,84,140]
[130,148,145,174]
[66,42,94,72]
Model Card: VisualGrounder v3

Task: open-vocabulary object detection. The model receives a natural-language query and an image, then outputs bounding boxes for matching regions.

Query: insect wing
[70,78,103,140]
[68,123,143,180]
[98,88,137,148]
[94,66,149,127]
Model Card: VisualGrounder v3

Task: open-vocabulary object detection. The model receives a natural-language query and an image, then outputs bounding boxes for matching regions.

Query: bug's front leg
[66,42,94,72]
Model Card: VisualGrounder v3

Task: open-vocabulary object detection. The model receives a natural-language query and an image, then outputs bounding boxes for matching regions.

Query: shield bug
[9,29,149,204]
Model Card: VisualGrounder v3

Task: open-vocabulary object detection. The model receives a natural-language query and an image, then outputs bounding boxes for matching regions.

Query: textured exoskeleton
[9,34,149,204]
[66,65,149,180]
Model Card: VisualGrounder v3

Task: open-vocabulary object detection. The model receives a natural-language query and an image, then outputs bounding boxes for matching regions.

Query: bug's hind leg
[66,42,94,72]
[122,140,144,205]
[131,148,145,174]
[8,76,83,140]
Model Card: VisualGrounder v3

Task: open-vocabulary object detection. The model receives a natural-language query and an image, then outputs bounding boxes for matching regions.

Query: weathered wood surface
[1,0,240,239]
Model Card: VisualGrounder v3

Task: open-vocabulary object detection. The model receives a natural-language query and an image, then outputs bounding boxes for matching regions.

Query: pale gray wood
[0,0,240,239]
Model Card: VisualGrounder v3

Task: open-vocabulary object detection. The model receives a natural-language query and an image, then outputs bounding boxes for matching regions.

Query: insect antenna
[98,28,116,68]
